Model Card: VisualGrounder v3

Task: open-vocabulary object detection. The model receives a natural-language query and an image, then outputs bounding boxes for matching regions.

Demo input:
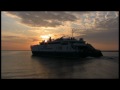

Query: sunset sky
[1,11,119,50]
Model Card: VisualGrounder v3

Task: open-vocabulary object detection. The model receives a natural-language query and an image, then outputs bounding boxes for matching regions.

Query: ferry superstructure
[31,36,103,58]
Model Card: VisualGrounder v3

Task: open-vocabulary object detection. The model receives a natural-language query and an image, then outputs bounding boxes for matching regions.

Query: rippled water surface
[1,51,119,79]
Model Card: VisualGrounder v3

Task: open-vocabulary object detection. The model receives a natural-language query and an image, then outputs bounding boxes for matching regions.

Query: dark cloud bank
[7,11,77,27]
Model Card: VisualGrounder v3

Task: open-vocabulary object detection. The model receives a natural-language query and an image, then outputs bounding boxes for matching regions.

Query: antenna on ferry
[72,28,73,38]
[72,28,75,38]
[71,28,80,38]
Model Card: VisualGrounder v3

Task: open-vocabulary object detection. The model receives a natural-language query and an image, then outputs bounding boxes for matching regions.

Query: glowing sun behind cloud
[1,11,119,50]
[40,34,53,42]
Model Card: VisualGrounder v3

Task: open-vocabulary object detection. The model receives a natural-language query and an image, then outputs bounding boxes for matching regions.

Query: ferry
[30,36,103,58]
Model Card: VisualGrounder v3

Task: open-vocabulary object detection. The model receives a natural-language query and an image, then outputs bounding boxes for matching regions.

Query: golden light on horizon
[1,11,119,50]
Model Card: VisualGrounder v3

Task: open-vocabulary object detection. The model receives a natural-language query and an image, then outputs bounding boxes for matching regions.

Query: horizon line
[1,50,119,51]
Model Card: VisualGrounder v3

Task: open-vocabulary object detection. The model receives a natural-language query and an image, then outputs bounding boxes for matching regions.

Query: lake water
[1,51,119,79]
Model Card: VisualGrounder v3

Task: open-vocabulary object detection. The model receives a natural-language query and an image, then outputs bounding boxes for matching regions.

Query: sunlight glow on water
[1,51,119,79]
